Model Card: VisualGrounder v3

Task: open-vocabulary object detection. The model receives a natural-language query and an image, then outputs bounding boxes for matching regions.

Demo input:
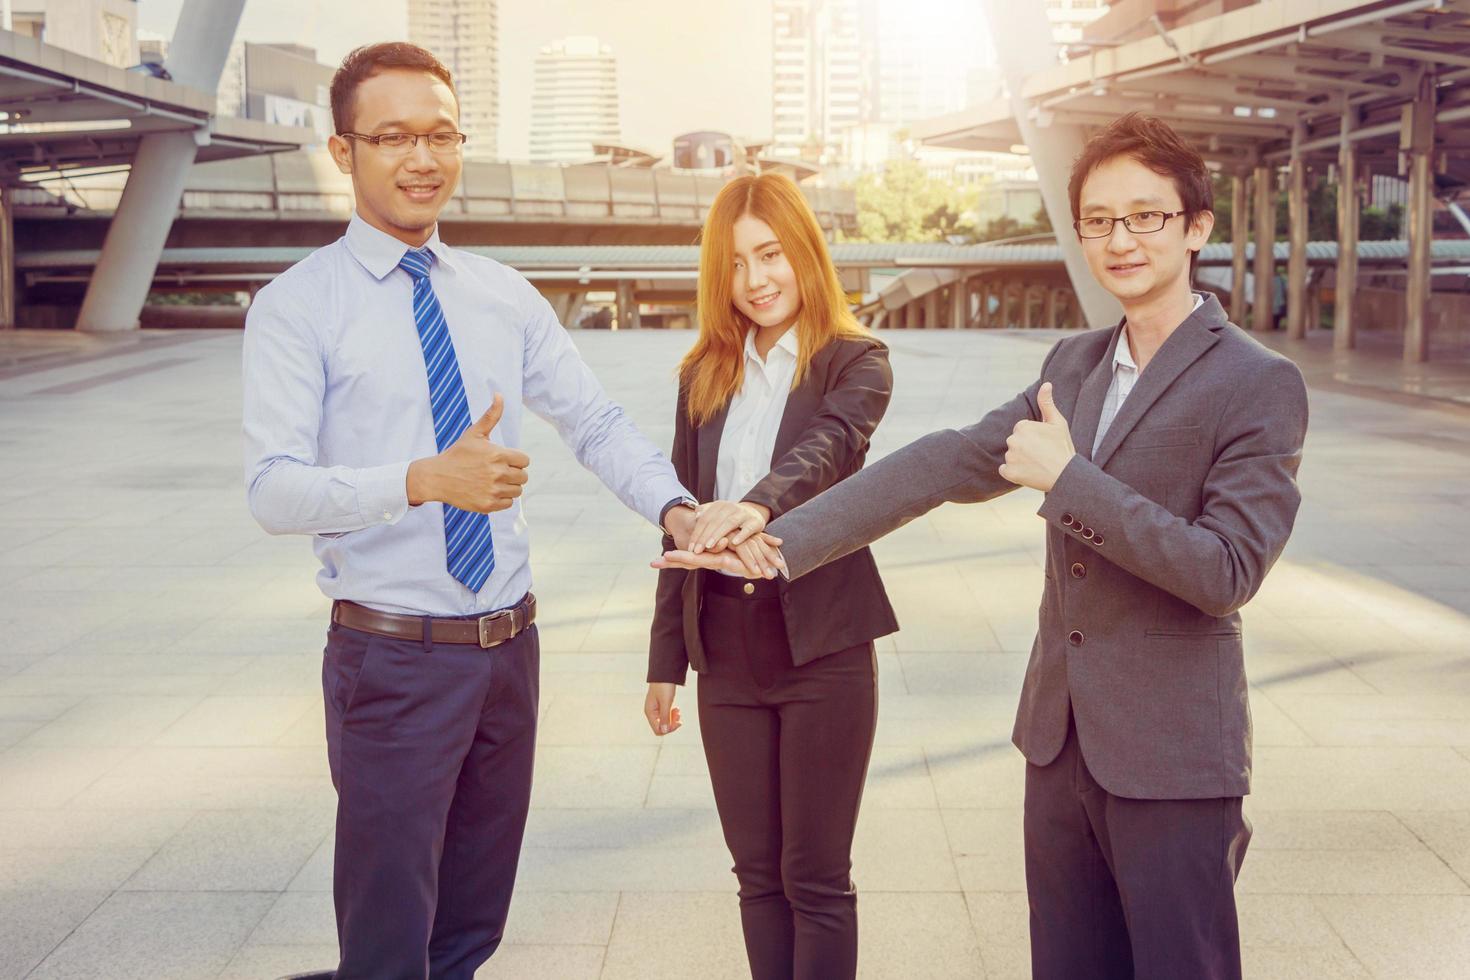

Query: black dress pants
[322,609,539,980]
[696,575,878,980]
[1024,713,1251,980]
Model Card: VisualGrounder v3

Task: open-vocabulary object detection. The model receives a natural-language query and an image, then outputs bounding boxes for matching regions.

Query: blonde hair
[680,173,869,426]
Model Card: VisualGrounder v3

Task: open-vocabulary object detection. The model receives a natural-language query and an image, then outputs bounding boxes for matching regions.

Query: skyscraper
[528,36,621,165]
[770,0,874,164]
[408,0,499,159]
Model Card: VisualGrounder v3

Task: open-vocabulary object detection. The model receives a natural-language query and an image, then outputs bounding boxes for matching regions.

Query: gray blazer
[768,295,1309,800]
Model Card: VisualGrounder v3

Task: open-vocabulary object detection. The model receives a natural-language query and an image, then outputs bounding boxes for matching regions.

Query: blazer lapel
[695,400,729,503]
[770,343,830,460]
[1070,323,1124,464]
[1091,299,1225,470]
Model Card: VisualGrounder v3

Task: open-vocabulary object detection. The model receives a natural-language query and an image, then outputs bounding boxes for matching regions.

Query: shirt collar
[1115,292,1205,373]
[745,326,800,365]
[344,212,458,280]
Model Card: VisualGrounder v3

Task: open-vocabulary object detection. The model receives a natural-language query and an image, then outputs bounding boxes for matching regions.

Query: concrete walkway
[0,326,1467,979]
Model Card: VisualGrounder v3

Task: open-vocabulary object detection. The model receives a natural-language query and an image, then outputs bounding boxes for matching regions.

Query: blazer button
[743,582,755,596]
[1094,534,1105,546]
[1068,630,1085,647]
[1070,562,1086,579]
[1061,513,1075,527]
[1081,527,1095,541]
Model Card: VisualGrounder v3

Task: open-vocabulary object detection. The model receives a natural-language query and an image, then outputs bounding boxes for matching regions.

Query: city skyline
[136,0,997,163]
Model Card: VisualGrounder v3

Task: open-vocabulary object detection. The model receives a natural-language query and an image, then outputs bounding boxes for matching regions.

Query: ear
[1187,209,1215,249]
[328,134,354,176]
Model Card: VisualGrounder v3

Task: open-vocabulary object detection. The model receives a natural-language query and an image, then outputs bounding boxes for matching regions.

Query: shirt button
[1070,562,1086,579]
[382,511,392,520]
[1068,630,1085,647]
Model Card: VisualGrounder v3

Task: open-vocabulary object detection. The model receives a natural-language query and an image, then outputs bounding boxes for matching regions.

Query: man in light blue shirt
[242,42,696,979]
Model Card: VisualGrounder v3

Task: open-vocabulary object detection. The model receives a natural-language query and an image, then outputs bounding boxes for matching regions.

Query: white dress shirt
[243,214,689,617]
[716,326,800,502]
[1093,291,1204,455]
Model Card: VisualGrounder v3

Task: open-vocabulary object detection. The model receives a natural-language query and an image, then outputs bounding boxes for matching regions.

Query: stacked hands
[654,500,785,578]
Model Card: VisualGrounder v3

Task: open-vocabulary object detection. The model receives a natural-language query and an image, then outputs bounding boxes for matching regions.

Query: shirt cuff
[356,460,412,527]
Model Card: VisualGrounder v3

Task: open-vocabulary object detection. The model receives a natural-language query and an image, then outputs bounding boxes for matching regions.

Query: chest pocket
[1121,424,1201,451]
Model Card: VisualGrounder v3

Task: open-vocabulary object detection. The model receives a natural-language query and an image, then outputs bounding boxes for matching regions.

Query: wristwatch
[659,495,698,534]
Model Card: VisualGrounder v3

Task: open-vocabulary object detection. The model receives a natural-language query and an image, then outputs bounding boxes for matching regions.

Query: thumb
[468,393,504,439]
[1038,382,1065,426]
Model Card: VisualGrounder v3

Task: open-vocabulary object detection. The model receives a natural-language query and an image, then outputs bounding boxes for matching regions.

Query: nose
[1105,220,1139,253]
[403,137,438,171]
[745,262,769,292]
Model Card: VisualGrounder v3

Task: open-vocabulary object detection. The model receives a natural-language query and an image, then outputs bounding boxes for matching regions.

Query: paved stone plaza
[1,326,1468,979]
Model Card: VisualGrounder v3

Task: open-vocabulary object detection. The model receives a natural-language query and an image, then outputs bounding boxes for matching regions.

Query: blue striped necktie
[399,247,496,593]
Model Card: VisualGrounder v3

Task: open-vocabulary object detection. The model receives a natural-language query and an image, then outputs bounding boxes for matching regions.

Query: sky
[138,0,994,161]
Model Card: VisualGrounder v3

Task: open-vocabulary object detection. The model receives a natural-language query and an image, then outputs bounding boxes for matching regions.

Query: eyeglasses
[339,132,467,155]
[1074,210,1187,239]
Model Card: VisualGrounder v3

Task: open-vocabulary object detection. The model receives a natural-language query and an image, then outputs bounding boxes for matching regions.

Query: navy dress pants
[322,611,539,980]
[1024,714,1251,980]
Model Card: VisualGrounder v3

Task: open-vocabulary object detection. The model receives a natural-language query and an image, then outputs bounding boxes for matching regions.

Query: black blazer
[647,334,899,685]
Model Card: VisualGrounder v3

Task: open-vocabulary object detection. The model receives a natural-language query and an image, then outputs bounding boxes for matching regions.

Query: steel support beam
[1230,173,1249,325]
[1404,75,1436,363]
[1252,163,1277,332]
[1286,125,1310,339]
[0,188,13,329]
[1334,105,1360,351]
[616,279,641,330]
[76,0,249,331]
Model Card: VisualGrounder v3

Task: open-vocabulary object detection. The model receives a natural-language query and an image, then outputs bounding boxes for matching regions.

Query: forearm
[771,428,1014,580]
[1040,456,1299,617]
[569,401,689,525]
[247,456,411,536]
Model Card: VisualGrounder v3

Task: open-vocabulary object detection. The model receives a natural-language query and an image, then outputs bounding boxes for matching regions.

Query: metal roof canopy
[0,31,312,180]
[920,0,1470,186]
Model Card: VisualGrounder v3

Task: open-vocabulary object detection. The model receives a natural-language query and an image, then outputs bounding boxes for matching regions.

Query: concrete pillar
[1286,125,1309,340]
[1021,285,1034,328]
[1073,293,1088,330]
[923,288,940,329]
[980,0,1122,330]
[0,187,13,329]
[75,0,249,331]
[1334,106,1361,352]
[616,279,641,330]
[1230,173,1248,325]
[1044,288,1059,329]
[980,281,993,326]
[999,285,1013,328]
[1252,163,1276,332]
[1404,75,1436,363]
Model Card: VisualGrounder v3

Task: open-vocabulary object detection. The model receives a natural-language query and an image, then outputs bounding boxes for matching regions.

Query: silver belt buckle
[477,608,511,648]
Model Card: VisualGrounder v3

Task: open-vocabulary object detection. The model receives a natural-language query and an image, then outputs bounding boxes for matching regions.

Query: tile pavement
[0,326,1467,978]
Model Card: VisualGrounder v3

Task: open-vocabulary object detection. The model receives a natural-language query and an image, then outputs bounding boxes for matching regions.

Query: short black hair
[330,42,456,134]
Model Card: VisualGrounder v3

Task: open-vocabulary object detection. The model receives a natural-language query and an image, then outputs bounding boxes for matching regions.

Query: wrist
[406,457,439,506]
[741,501,771,523]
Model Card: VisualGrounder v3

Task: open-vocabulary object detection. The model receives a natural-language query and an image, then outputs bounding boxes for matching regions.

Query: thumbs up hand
[406,393,532,513]
[999,382,1077,492]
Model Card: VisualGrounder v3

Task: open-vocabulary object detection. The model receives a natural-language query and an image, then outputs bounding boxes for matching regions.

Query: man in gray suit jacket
[658,114,1308,979]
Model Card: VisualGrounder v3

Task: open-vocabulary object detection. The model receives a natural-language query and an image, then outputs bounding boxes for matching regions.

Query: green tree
[851,159,977,243]
[1210,172,1403,243]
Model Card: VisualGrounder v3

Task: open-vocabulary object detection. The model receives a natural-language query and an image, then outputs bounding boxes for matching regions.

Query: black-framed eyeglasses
[1074,210,1187,239]
[339,132,467,155]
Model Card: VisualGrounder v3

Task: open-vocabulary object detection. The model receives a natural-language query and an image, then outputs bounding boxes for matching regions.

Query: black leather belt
[332,593,536,648]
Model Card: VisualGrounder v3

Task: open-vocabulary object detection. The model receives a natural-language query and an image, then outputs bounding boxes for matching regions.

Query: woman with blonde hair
[643,172,898,979]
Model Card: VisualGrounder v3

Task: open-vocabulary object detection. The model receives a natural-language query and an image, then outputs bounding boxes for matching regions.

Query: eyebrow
[1081,197,1169,216]
[751,240,781,252]
[370,120,454,133]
